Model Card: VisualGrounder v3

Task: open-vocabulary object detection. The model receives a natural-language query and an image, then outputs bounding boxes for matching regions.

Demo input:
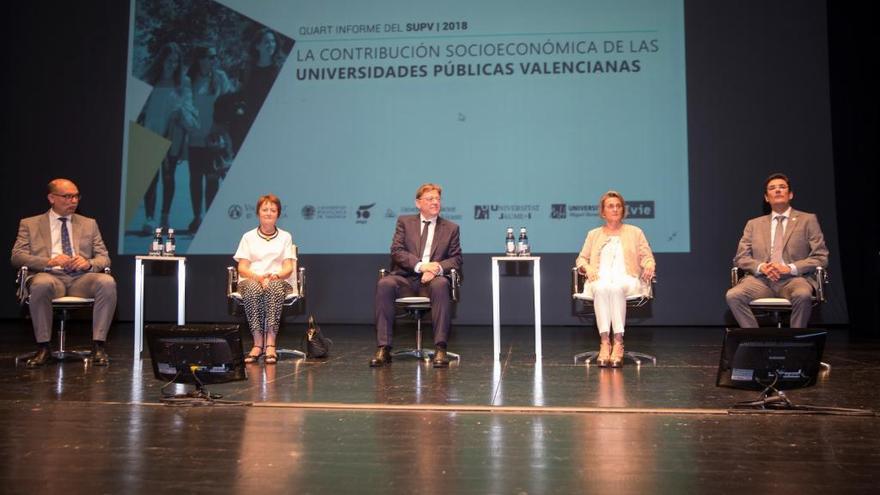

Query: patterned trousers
[238,278,293,340]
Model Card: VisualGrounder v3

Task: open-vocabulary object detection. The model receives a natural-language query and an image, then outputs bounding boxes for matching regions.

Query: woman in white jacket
[575,191,656,367]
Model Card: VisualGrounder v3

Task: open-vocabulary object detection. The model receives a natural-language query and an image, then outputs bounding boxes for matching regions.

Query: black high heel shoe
[264,345,278,365]
[244,346,263,364]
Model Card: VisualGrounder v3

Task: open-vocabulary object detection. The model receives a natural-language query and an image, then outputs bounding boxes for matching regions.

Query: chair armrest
[571,266,585,296]
[571,266,655,299]
[226,266,237,296]
[731,266,742,287]
[297,266,306,299]
[449,268,460,302]
[15,266,109,305]
[227,265,305,298]
[732,265,827,303]
[815,266,826,303]
[16,266,29,305]
[379,267,460,301]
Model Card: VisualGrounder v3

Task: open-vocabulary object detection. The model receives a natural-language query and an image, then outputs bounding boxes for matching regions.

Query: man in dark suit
[371,183,462,368]
[11,178,117,367]
[726,173,829,328]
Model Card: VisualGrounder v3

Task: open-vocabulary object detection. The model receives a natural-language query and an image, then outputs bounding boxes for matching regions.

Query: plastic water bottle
[150,227,164,256]
[505,227,516,256]
[517,227,530,256]
[164,228,176,256]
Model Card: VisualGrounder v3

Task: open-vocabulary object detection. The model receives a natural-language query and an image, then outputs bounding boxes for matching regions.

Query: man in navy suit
[371,183,462,368]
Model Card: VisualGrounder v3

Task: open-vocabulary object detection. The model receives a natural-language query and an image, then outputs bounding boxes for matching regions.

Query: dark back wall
[3,2,877,332]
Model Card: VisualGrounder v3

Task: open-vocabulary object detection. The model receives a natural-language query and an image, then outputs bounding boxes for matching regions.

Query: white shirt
[597,237,627,281]
[762,207,798,276]
[233,227,298,288]
[414,215,442,275]
[770,207,791,254]
[582,236,643,299]
[48,209,76,257]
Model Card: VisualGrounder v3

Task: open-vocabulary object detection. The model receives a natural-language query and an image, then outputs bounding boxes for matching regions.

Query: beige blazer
[11,211,111,273]
[733,208,828,286]
[575,223,655,280]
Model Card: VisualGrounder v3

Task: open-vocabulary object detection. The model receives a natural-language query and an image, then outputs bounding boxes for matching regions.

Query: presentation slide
[119,0,688,255]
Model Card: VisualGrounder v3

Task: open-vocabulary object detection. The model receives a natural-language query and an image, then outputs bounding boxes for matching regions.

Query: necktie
[770,215,785,264]
[59,217,73,256]
[418,220,431,259]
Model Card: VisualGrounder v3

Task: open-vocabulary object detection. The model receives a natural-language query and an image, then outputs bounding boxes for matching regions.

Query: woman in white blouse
[233,194,297,364]
[575,191,656,367]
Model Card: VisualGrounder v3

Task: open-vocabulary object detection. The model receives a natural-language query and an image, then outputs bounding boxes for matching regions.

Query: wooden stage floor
[1,322,878,494]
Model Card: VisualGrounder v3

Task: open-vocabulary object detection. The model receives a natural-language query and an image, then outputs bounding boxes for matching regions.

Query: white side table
[134,255,186,356]
[491,256,542,361]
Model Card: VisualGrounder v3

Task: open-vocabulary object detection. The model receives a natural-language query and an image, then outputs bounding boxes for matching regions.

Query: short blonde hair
[598,190,626,219]
[415,183,442,199]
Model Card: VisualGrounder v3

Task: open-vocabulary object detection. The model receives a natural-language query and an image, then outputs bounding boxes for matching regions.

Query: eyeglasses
[52,193,81,200]
[419,195,441,203]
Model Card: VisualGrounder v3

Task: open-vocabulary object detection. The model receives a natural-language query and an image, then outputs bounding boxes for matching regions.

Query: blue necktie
[59,217,73,256]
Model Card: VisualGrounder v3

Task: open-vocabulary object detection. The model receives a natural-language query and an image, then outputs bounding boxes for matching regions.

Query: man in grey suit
[11,178,117,367]
[726,173,829,328]
[371,183,463,368]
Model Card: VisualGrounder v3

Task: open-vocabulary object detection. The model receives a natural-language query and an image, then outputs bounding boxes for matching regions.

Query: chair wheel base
[14,351,37,367]
[574,351,599,365]
[52,350,92,362]
[275,348,306,360]
[15,349,92,367]
[392,348,461,363]
[574,350,656,367]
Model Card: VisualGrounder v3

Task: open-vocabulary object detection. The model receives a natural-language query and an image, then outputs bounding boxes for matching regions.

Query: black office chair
[227,252,307,360]
[378,268,461,363]
[14,266,112,366]
[730,265,828,327]
[571,267,657,367]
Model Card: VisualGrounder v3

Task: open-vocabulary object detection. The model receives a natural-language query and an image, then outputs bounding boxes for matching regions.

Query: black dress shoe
[91,347,110,366]
[369,347,392,367]
[26,347,52,368]
[432,347,449,368]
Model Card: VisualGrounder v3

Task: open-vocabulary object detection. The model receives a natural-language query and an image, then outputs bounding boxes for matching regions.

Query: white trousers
[586,275,642,335]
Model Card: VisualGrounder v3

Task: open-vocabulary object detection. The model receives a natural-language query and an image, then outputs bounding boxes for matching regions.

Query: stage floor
[1,322,878,493]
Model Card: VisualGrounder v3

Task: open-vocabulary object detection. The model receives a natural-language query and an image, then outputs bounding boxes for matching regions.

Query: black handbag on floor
[303,315,332,358]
